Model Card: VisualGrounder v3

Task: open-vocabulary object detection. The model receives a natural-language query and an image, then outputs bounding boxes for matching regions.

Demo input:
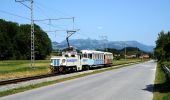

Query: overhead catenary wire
[34,1,73,18]
[0,9,30,21]
[0,8,97,41]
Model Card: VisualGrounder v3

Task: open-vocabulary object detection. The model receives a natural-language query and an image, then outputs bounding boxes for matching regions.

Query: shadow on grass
[143,76,170,93]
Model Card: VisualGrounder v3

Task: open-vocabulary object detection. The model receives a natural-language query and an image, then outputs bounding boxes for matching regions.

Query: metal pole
[124,43,126,61]
[30,0,35,68]
[15,0,35,68]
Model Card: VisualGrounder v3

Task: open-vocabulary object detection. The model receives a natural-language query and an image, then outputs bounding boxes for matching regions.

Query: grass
[0,61,142,97]
[0,60,50,80]
[112,58,144,65]
[153,62,170,100]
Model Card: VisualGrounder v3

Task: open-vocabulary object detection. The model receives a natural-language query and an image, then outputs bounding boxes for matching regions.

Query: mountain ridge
[52,39,155,52]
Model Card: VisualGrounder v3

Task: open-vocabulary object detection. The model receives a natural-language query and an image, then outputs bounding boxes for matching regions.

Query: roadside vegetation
[153,31,170,100]
[153,62,170,100]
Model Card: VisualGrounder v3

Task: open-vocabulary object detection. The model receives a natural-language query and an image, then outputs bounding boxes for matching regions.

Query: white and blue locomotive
[50,48,113,73]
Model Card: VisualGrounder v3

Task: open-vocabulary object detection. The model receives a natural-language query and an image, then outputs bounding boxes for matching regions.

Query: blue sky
[1,0,170,46]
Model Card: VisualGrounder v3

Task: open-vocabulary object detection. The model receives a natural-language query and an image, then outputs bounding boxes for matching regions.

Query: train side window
[84,54,87,58]
[80,55,82,59]
[65,55,69,57]
[89,54,92,59]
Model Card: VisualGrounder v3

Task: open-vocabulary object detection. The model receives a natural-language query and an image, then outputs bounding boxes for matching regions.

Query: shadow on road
[143,81,170,93]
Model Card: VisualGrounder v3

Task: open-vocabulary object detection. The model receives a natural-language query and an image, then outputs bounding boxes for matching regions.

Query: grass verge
[0,61,142,97]
[153,62,170,100]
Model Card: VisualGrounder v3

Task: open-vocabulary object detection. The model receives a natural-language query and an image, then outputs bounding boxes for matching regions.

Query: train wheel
[86,66,90,70]
[49,66,56,73]
[59,66,66,74]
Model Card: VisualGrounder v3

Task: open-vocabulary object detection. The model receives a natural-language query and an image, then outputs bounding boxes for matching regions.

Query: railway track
[0,74,57,86]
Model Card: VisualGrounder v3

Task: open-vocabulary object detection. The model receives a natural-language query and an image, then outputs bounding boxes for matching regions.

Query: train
[50,47,113,73]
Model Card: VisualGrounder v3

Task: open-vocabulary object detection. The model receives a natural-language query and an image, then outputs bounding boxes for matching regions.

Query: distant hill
[52,39,154,52]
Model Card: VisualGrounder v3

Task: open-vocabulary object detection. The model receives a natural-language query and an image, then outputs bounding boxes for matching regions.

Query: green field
[0,60,50,80]
[153,62,170,100]
[0,59,143,81]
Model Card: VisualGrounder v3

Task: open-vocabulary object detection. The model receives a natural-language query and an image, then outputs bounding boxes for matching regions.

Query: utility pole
[15,0,35,68]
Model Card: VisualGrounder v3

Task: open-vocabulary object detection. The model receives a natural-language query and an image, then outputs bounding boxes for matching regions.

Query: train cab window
[71,55,75,57]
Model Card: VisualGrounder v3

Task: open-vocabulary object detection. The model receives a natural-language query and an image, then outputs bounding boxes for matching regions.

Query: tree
[154,31,170,61]
[0,19,52,60]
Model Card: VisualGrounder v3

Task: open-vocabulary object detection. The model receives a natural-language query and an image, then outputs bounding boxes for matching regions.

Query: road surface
[0,61,156,100]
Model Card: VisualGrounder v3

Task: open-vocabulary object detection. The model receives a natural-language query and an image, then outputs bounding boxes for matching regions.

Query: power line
[35,1,72,18]
[34,2,50,19]
[34,17,74,22]
[0,9,30,20]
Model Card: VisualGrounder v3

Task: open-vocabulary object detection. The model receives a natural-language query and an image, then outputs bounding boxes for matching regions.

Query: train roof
[104,52,112,55]
[81,50,112,55]
[81,50,103,54]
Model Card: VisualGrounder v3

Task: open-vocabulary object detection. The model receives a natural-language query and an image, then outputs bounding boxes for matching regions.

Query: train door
[104,55,106,64]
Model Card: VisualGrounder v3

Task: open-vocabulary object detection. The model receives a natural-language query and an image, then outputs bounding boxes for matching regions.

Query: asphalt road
[0,60,156,100]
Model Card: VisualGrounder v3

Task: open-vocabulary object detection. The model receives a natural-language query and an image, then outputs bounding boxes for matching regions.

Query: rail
[0,74,56,86]
[162,65,170,75]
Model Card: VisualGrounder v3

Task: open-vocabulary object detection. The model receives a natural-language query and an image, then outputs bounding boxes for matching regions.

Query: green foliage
[0,19,52,60]
[154,31,170,61]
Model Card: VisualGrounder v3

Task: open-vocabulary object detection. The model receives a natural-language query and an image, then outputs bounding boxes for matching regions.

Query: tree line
[154,31,170,61]
[0,19,52,60]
